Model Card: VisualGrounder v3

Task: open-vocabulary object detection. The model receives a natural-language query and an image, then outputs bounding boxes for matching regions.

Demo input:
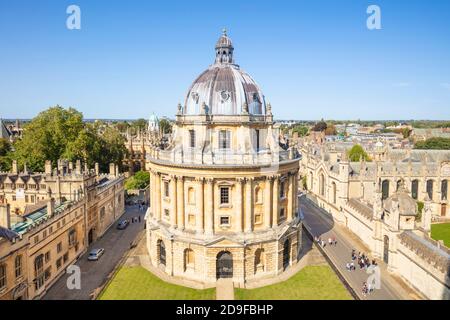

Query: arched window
[188,187,195,205]
[396,179,403,191]
[34,254,44,290]
[15,255,22,278]
[411,180,419,200]
[254,248,265,274]
[319,173,325,197]
[184,249,195,272]
[331,182,337,204]
[255,186,263,204]
[426,180,434,200]
[441,180,448,201]
[382,180,389,200]
[157,240,166,267]
[283,239,291,270]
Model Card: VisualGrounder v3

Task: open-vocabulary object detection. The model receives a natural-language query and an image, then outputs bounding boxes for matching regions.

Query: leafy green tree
[131,118,148,133]
[159,118,172,134]
[125,170,150,190]
[414,138,450,150]
[347,144,371,162]
[312,120,327,132]
[0,138,12,171]
[292,125,309,136]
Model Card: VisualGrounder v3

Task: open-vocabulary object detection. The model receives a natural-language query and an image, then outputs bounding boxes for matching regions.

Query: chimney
[95,163,100,176]
[45,160,52,175]
[68,161,74,173]
[47,198,55,216]
[0,204,11,229]
[109,163,116,177]
[75,160,81,174]
[115,165,120,177]
[12,160,18,174]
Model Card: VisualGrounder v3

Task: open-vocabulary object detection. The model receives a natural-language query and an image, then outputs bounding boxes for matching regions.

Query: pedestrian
[346,263,351,271]
[350,262,355,271]
[328,237,332,246]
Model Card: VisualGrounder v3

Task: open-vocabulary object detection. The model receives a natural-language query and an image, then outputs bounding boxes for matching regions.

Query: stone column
[196,178,204,234]
[235,178,244,232]
[150,170,155,217]
[272,176,279,227]
[170,175,177,227]
[205,178,214,235]
[264,176,273,228]
[176,176,185,230]
[287,173,293,221]
[245,178,253,232]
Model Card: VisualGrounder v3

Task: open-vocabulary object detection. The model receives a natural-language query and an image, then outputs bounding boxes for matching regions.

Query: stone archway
[283,239,291,270]
[216,251,233,279]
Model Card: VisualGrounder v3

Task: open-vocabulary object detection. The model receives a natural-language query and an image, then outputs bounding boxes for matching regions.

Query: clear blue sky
[0,0,449,120]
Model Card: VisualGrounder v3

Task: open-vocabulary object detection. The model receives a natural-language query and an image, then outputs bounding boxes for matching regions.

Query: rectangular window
[219,130,231,149]
[25,195,29,203]
[255,129,260,151]
[34,255,44,290]
[57,242,62,253]
[63,253,69,263]
[280,181,286,198]
[164,209,170,217]
[164,181,170,197]
[45,251,51,263]
[0,264,6,289]
[56,258,62,270]
[254,213,262,224]
[68,229,76,246]
[189,130,196,148]
[442,180,448,201]
[220,187,230,205]
[220,216,230,225]
[44,267,51,281]
[15,255,22,278]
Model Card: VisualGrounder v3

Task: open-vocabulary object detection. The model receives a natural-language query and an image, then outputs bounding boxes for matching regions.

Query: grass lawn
[431,223,450,248]
[235,265,352,300]
[99,266,216,300]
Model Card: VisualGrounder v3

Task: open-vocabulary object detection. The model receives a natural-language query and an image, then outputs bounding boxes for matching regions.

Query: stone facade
[145,31,302,287]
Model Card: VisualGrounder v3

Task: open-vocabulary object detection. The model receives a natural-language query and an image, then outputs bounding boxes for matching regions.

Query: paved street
[300,195,412,300]
[43,205,145,300]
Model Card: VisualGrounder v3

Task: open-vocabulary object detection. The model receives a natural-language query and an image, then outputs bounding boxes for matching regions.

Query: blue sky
[0,0,449,120]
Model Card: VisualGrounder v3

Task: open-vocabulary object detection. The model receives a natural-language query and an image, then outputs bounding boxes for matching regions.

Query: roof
[0,119,11,139]
[383,186,417,216]
[0,226,19,241]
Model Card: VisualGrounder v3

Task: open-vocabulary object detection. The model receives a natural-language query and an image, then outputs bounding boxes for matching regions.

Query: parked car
[117,219,130,230]
[88,248,105,261]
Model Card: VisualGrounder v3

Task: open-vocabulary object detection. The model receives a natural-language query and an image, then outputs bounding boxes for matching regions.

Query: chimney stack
[0,204,11,229]
[75,160,82,174]
[47,198,55,216]
[12,160,18,174]
[45,160,52,175]
[95,163,100,176]
[109,163,116,177]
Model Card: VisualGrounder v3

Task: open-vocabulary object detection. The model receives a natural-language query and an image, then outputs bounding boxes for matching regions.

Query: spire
[215,29,234,64]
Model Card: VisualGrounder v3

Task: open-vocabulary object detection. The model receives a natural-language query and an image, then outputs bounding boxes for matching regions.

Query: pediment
[205,236,244,248]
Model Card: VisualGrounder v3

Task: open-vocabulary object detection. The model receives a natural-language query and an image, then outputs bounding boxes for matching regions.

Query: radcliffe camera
[0,0,448,314]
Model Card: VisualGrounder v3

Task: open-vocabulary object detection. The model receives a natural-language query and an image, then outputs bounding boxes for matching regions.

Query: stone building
[145,31,302,287]
[0,160,125,300]
[300,141,450,299]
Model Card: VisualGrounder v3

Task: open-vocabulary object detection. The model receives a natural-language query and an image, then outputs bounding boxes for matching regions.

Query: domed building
[145,30,302,286]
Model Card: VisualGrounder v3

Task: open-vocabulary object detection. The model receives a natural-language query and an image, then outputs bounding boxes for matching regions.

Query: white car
[87,248,105,261]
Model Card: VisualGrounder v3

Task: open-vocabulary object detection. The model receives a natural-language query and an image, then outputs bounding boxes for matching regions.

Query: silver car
[87,248,105,261]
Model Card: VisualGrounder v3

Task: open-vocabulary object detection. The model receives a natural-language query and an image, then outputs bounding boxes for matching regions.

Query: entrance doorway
[216,251,233,279]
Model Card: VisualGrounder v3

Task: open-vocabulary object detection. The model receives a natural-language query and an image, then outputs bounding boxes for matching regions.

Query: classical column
[150,170,155,217]
[205,178,214,235]
[245,178,253,232]
[170,175,177,227]
[264,176,273,228]
[287,173,293,221]
[176,175,185,230]
[235,178,244,232]
[272,175,279,227]
[155,172,162,220]
[196,178,204,234]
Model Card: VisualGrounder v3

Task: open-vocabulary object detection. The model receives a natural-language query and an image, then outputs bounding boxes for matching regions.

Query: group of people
[314,236,337,248]
[138,201,147,212]
[346,249,378,296]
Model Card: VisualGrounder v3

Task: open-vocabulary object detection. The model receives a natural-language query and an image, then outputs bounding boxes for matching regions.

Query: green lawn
[235,266,352,300]
[431,223,450,248]
[99,266,216,300]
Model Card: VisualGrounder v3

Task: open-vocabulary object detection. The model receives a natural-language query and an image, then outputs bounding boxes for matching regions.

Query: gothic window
[189,130,196,148]
[411,180,419,200]
[219,130,231,150]
[220,187,230,205]
[332,182,337,204]
[319,173,325,197]
[34,254,44,290]
[442,180,448,201]
[184,249,195,272]
[427,180,434,200]
[382,180,389,200]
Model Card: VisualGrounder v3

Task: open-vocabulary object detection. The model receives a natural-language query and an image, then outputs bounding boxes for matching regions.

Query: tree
[159,118,172,134]
[125,170,150,190]
[414,138,450,150]
[291,125,309,137]
[324,124,337,136]
[13,106,128,172]
[347,144,371,162]
[131,118,148,133]
[312,120,327,132]
[0,138,12,171]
